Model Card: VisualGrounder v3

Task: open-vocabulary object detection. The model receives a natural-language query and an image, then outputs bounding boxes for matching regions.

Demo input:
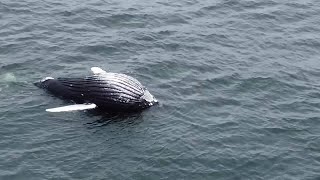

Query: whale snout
[34,81,42,88]
[141,89,158,105]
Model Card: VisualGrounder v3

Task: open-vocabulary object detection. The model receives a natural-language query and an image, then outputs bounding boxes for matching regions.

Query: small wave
[1,73,17,83]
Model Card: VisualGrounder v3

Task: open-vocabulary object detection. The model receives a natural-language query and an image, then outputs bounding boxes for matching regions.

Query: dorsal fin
[91,67,107,75]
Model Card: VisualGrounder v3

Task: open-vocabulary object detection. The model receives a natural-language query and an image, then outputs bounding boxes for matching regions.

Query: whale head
[141,89,158,106]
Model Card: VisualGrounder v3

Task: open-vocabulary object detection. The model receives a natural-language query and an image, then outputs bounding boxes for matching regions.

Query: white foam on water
[2,73,17,83]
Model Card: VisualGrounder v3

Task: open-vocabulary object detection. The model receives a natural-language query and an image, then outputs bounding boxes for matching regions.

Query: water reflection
[85,109,144,128]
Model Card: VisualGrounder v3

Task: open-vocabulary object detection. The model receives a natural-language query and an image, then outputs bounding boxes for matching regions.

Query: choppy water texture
[1,0,320,179]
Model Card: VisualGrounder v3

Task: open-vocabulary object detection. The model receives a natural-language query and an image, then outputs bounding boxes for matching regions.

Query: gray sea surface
[1,0,320,179]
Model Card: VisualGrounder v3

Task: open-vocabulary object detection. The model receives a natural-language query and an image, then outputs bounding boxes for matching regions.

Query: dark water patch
[94,14,135,26]
[78,44,119,55]
[93,13,158,29]
[161,14,190,24]
[84,110,144,129]
[133,33,157,42]
[157,30,176,36]
[275,100,320,114]
[234,76,307,96]
[292,38,320,51]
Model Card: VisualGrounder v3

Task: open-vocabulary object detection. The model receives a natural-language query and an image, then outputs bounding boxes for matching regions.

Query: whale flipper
[46,103,97,112]
[91,67,107,75]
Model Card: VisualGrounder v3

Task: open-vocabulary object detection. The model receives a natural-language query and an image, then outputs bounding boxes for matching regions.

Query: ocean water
[1,0,320,179]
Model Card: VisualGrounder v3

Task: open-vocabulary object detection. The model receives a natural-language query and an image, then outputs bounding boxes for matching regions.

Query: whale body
[35,67,157,112]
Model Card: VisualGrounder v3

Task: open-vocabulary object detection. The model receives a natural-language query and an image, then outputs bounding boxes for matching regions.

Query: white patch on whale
[141,90,157,105]
[91,67,107,75]
[46,103,97,112]
[41,77,54,82]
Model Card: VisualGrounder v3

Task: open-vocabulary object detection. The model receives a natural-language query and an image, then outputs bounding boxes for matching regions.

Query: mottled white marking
[141,90,157,105]
[91,67,107,75]
[46,103,97,112]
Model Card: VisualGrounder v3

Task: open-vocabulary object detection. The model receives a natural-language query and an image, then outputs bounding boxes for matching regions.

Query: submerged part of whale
[35,67,158,112]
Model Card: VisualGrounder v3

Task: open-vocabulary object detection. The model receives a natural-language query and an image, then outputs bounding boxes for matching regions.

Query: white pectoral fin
[46,103,97,112]
[91,67,107,75]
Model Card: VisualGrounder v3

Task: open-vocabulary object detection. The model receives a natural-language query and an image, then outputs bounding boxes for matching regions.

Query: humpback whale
[35,67,158,112]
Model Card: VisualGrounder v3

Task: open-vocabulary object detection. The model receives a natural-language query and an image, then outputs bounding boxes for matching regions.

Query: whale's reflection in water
[84,109,144,129]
